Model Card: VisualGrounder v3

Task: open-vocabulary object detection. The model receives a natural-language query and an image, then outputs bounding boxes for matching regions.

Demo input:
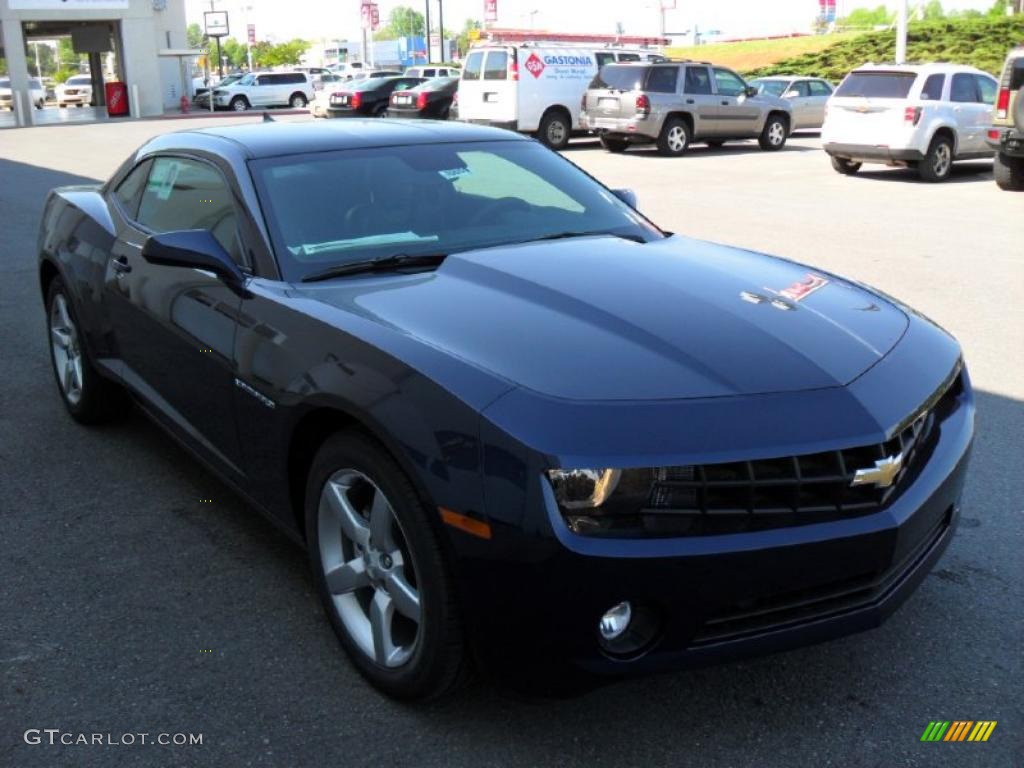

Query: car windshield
[591,65,649,91]
[835,71,917,98]
[0,78,9,88]
[237,74,255,86]
[68,76,92,85]
[752,79,788,96]
[220,74,242,86]
[250,140,662,281]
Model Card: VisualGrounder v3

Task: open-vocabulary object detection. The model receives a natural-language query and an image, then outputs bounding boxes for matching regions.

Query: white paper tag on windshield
[438,167,470,181]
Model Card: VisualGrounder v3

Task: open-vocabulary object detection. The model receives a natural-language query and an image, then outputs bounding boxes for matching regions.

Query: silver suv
[581,62,793,156]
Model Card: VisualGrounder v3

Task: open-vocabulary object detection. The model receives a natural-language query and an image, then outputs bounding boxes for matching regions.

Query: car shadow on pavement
[850,161,994,185]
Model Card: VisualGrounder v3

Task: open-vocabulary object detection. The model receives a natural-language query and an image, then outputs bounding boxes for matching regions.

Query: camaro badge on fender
[851,453,904,488]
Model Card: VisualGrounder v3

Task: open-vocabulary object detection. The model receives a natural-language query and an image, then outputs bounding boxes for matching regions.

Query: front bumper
[986,126,1024,157]
[824,142,924,164]
[464,357,974,683]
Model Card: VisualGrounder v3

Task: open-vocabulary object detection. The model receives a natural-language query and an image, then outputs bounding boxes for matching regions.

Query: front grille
[691,506,952,644]
[565,367,963,537]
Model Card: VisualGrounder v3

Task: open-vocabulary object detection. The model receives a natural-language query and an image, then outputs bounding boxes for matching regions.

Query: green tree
[187,22,205,48]
[456,18,482,56]
[57,38,87,73]
[922,0,945,19]
[838,5,894,29]
[375,6,425,41]
[221,37,248,69]
[987,0,1009,15]
[252,39,309,68]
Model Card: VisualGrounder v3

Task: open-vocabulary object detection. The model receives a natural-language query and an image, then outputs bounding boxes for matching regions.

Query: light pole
[31,41,42,77]
[895,0,907,64]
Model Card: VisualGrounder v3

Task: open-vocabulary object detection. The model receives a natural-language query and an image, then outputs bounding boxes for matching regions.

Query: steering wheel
[467,197,530,227]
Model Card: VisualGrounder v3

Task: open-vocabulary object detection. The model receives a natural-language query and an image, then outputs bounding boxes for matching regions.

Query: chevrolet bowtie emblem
[851,453,904,488]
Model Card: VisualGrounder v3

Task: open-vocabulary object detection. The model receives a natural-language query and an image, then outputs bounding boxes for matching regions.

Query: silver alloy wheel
[49,293,84,406]
[232,98,247,111]
[318,469,421,668]
[932,143,952,177]
[667,125,687,153]
[768,120,786,146]
[290,94,306,108]
[546,118,567,146]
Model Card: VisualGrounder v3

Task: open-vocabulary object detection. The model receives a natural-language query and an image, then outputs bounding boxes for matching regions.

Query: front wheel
[656,117,691,157]
[758,115,788,151]
[830,156,862,175]
[599,136,629,153]
[46,277,127,424]
[230,96,249,112]
[918,135,954,182]
[993,152,1024,191]
[306,431,468,700]
[537,110,571,150]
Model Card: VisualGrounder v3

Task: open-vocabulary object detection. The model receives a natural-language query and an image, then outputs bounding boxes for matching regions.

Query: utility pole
[438,0,445,63]
[895,0,907,64]
[424,0,431,64]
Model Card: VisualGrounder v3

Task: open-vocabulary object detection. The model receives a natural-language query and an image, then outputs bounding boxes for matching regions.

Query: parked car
[326,76,424,117]
[387,77,458,119]
[193,73,243,107]
[211,71,315,111]
[581,62,793,156]
[404,65,460,79]
[56,75,93,107]
[351,69,404,81]
[37,119,974,700]
[0,77,45,110]
[822,63,997,182]
[328,62,365,80]
[749,76,833,130]
[986,44,1024,190]
[458,44,666,149]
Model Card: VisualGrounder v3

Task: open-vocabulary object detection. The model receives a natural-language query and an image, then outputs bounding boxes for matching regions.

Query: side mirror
[141,230,248,296]
[612,188,637,208]
[745,86,759,98]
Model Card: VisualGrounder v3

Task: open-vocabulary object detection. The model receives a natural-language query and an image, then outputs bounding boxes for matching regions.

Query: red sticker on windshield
[770,273,829,302]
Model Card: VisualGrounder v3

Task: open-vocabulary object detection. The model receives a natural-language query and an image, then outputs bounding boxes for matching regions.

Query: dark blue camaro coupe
[38,120,973,699]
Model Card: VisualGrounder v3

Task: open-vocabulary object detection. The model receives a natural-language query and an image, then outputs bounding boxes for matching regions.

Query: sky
[185,0,997,45]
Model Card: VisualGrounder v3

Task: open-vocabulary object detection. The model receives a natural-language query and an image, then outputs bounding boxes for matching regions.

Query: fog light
[599,601,632,640]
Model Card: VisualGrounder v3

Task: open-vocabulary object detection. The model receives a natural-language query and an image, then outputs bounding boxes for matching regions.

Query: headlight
[546,469,622,509]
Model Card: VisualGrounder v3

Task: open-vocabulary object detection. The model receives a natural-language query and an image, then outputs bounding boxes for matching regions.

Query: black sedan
[327,76,424,117]
[38,120,973,700]
[387,77,458,119]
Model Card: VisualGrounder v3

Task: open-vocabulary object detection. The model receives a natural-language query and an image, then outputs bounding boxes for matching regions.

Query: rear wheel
[537,109,571,150]
[305,431,468,700]
[830,156,862,175]
[994,152,1024,191]
[656,117,691,157]
[230,96,249,112]
[918,134,953,182]
[46,277,127,424]
[289,92,308,108]
[758,114,788,151]
[599,136,629,153]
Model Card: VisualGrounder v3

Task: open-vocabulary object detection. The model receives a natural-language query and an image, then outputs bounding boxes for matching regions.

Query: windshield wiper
[514,230,648,245]
[301,253,447,283]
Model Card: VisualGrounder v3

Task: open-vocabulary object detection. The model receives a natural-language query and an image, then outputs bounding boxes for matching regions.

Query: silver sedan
[750,76,833,130]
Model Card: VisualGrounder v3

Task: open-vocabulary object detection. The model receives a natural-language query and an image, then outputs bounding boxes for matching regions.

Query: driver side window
[713,67,747,97]
[136,157,246,266]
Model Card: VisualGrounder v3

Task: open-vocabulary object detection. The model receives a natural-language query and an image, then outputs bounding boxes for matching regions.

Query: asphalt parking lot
[1,116,1021,768]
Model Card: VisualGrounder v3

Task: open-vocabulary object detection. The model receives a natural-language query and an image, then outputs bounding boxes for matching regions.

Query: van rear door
[457,47,517,127]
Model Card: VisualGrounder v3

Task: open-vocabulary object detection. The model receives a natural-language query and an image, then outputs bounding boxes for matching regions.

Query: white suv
[822,63,998,182]
[212,71,314,111]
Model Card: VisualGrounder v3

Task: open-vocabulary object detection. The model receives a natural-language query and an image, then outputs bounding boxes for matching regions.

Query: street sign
[204,10,229,37]
[484,0,497,23]
[247,24,256,44]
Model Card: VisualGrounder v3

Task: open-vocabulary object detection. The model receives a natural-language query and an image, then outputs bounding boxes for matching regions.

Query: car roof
[144,119,528,160]
[851,63,986,75]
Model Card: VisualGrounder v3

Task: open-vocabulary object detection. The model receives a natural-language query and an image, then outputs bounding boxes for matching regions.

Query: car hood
[299,235,908,402]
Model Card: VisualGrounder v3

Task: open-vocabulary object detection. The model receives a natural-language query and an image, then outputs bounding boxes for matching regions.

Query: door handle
[686,98,694,104]
[721,101,729,106]
[112,256,132,275]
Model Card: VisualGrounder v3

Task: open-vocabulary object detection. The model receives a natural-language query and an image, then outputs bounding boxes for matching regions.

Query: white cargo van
[457,43,665,149]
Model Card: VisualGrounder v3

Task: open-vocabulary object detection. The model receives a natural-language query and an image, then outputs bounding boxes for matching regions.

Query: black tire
[918,134,954,182]
[305,431,468,700]
[599,136,629,153]
[537,109,571,150]
[230,96,249,112]
[45,276,128,425]
[758,113,788,151]
[830,156,862,175]
[289,92,308,108]
[994,152,1024,191]
[373,103,387,117]
[656,117,691,157]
